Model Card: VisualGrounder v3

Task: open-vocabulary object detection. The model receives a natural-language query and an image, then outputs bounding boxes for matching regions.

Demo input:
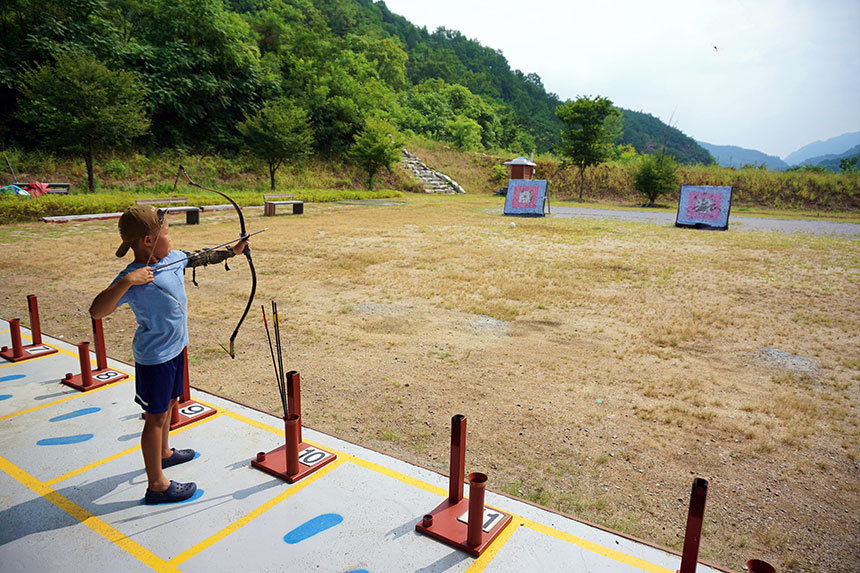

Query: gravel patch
[750,346,820,375]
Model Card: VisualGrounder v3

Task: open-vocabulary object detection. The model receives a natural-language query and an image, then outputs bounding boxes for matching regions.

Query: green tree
[348,118,401,190]
[839,156,858,174]
[555,95,622,200]
[237,99,314,190]
[122,0,263,150]
[16,53,149,192]
[634,153,680,206]
[447,116,482,150]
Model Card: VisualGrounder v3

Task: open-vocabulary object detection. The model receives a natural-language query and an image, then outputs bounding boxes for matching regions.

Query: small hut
[502,156,536,180]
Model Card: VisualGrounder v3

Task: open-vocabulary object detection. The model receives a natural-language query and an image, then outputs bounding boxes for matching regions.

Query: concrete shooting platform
[0,318,728,573]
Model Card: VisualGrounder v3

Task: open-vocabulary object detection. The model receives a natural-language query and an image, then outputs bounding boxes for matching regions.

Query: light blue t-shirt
[114,250,189,365]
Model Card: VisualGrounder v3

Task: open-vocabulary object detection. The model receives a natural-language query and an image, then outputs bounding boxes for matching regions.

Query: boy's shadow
[1,461,286,546]
[0,467,144,547]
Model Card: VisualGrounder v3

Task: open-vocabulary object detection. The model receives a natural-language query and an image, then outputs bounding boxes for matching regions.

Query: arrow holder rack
[251,370,337,483]
[168,347,217,430]
[62,318,129,391]
[415,414,512,556]
[1,295,58,362]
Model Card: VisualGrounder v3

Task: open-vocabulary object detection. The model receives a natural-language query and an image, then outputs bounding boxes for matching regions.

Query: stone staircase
[401,149,465,194]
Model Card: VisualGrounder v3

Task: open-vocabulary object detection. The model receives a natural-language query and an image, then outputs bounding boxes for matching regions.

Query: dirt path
[1,196,858,572]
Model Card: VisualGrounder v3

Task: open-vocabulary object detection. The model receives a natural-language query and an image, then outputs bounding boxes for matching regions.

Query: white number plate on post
[25,345,53,354]
[297,446,332,467]
[457,508,505,532]
[178,402,214,417]
[93,370,124,381]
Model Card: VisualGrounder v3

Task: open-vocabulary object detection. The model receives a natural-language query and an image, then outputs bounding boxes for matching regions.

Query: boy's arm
[89,267,153,319]
[184,240,248,269]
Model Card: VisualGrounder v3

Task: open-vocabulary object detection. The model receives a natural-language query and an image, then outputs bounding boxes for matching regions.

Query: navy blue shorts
[134,351,184,414]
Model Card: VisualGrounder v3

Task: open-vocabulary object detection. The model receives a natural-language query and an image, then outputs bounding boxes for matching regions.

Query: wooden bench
[135,197,200,225]
[264,194,304,216]
[47,183,70,194]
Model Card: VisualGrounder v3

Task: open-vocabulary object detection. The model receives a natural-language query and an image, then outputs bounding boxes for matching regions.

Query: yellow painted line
[465,517,522,572]
[215,404,284,435]
[44,412,224,487]
[346,454,447,497]
[0,454,180,573]
[521,517,675,573]
[167,456,346,566]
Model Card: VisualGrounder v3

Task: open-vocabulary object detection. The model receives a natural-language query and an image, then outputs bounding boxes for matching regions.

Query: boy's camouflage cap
[116,205,161,257]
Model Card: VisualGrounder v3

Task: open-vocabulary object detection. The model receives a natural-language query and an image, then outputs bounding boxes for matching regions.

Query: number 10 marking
[298,447,330,467]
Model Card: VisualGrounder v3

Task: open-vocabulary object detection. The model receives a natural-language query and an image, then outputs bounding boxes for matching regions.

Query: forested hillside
[0,0,711,163]
[797,144,860,172]
[619,110,711,164]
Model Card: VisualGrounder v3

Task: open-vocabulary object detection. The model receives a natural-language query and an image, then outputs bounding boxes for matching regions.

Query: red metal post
[9,319,24,359]
[76,342,93,388]
[169,401,180,426]
[92,317,108,371]
[467,472,487,547]
[449,415,466,504]
[679,478,709,573]
[285,414,300,476]
[27,295,42,345]
[181,346,191,402]
[286,370,302,443]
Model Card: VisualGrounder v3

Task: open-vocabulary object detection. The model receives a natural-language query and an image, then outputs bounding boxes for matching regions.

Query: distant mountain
[799,143,860,172]
[697,141,788,170]
[784,131,860,165]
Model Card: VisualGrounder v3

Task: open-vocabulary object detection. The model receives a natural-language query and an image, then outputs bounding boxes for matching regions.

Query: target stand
[168,347,217,429]
[415,415,512,556]
[251,371,336,483]
[62,318,129,391]
[1,295,58,362]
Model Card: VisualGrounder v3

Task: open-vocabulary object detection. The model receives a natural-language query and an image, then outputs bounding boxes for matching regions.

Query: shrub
[634,154,679,206]
[105,160,130,178]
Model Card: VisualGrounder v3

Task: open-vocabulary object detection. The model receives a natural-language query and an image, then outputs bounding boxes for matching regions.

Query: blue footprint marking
[0,374,26,382]
[50,407,101,422]
[0,394,12,401]
[284,513,344,544]
[37,434,94,446]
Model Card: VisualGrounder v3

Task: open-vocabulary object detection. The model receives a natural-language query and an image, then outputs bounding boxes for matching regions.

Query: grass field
[1,194,857,572]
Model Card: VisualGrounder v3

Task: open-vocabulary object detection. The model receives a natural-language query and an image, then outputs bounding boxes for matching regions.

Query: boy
[90,205,248,504]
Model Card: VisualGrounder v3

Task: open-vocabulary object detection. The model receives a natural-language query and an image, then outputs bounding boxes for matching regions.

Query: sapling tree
[348,117,402,190]
[237,99,314,190]
[555,95,621,200]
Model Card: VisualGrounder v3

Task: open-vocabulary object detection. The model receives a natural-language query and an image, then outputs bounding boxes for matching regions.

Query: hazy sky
[381,0,860,159]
